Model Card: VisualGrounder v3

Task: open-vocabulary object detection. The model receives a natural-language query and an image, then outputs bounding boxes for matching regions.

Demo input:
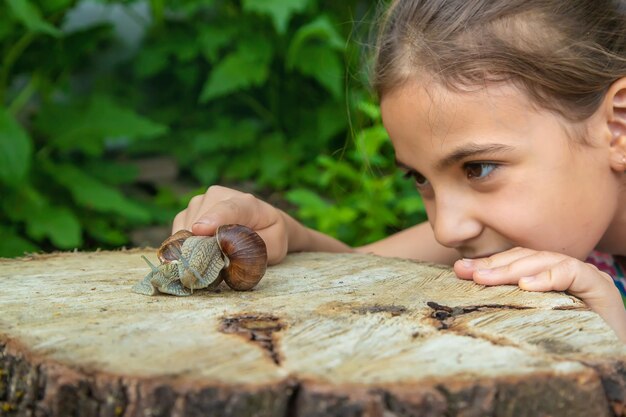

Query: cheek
[488,169,611,257]
[421,196,443,227]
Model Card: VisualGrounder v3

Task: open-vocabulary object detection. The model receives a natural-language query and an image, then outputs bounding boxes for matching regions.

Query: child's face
[381,80,620,260]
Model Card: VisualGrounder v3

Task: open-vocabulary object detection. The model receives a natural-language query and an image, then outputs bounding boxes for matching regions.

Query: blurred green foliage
[0,0,426,257]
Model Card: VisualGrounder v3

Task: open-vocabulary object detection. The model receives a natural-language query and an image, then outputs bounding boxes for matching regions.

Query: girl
[173,0,626,341]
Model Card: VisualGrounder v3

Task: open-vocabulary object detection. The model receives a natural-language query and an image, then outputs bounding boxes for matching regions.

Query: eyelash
[463,162,499,180]
[403,170,429,188]
[402,162,500,187]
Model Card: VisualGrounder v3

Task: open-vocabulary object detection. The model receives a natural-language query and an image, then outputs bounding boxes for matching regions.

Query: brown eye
[464,163,497,180]
[403,169,429,187]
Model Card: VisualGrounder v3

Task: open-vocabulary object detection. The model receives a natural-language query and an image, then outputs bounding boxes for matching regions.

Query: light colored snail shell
[157,229,193,263]
[216,224,268,291]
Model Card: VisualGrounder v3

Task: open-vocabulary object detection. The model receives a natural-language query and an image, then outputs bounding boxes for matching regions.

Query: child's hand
[454,247,626,342]
[172,186,289,265]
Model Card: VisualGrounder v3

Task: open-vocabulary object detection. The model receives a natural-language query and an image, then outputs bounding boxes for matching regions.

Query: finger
[192,197,287,265]
[172,209,188,234]
[190,198,248,235]
[185,186,244,230]
[191,194,269,235]
[454,258,479,279]
[172,194,209,234]
[181,194,207,231]
[173,186,248,234]
[453,247,534,280]
[469,251,566,286]
[518,258,615,298]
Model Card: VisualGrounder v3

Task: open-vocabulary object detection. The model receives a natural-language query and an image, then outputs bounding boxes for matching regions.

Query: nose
[429,195,482,249]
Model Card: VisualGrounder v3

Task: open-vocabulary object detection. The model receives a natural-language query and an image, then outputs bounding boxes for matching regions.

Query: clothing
[586,251,626,306]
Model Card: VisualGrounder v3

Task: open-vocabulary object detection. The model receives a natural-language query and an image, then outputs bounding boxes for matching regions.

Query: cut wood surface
[1,250,626,417]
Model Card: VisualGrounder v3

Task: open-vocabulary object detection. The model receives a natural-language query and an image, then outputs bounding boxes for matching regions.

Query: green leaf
[291,45,343,98]
[199,38,273,102]
[396,195,425,215]
[1,185,81,248]
[37,95,168,156]
[286,17,345,98]
[191,160,222,185]
[355,125,390,159]
[39,0,74,15]
[257,133,289,187]
[0,14,17,41]
[0,227,39,257]
[287,16,345,62]
[50,164,152,222]
[357,100,381,121]
[26,205,82,249]
[242,0,311,34]
[317,102,347,143]
[199,26,236,63]
[84,218,128,246]
[134,44,170,78]
[6,0,62,37]
[86,160,138,185]
[285,16,345,99]
[286,188,329,211]
[191,120,260,153]
[318,206,358,233]
[0,108,33,185]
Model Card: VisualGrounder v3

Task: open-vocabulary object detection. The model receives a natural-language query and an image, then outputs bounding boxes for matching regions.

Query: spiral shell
[157,229,193,263]
[216,224,268,290]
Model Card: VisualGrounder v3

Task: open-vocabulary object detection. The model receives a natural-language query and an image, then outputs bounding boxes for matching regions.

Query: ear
[605,77,626,172]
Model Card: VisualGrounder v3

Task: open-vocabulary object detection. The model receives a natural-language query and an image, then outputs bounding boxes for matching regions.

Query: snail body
[178,236,225,291]
[132,224,267,296]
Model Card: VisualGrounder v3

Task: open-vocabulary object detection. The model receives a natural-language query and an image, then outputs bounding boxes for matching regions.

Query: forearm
[282,211,354,254]
[356,222,460,265]
[284,215,459,264]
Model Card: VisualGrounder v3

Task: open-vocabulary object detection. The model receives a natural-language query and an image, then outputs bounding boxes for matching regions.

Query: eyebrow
[394,158,415,172]
[436,143,515,170]
[395,143,516,172]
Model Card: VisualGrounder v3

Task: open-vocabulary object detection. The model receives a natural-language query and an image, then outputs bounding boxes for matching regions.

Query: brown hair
[373,0,626,121]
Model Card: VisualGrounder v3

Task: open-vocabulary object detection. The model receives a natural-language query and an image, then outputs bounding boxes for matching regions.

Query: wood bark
[1,250,626,417]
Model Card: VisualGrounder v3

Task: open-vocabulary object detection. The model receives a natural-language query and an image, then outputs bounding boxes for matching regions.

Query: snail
[132,224,268,296]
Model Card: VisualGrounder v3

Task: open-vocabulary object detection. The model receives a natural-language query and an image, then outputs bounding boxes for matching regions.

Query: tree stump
[1,250,626,417]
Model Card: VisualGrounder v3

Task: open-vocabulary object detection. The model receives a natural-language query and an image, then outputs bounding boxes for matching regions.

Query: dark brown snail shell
[216,224,268,291]
[157,229,193,263]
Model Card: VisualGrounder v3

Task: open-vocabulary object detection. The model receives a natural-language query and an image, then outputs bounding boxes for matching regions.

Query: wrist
[279,210,310,253]
[279,210,353,254]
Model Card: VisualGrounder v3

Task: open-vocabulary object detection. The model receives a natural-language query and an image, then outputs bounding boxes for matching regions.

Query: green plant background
[0,0,426,257]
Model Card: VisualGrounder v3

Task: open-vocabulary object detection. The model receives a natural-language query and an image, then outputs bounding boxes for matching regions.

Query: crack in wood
[219,314,285,366]
[352,304,407,316]
[426,301,532,330]
[552,305,589,311]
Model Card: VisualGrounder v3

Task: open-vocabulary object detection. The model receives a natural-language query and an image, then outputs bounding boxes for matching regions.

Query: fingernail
[477,268,492,276]
[520,276,536,284]
[461,258,474,267]
[192,220,215,230]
